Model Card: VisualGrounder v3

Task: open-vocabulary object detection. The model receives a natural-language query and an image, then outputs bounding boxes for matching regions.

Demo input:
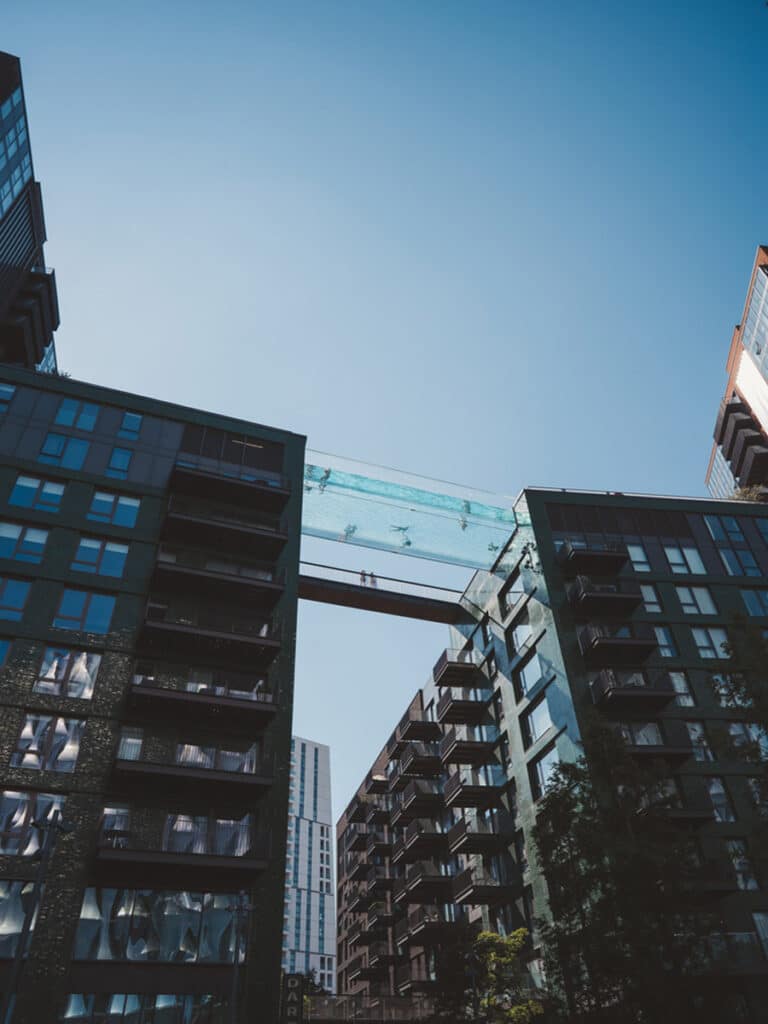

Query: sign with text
[281,973,305,1022]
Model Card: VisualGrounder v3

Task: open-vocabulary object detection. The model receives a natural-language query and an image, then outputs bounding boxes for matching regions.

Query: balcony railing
[557,540,628,576]
[407,904,460,937]
[144,602,279,643]
[453,865,515,904]
[567,576,642,616]
[400,742,442,775]
[343,823,368,852]
[174,454,290,493]
[578,623,657,666]
[432,648,485,687]
[98,823,269,863]
[447,816,508,854]
[166,494,284,534]
[439,725,500,765]
[436,686,492,724]
[444,767,507,807]
[590,668,675,710]
[115,741,272,786]
[154,546,285,603]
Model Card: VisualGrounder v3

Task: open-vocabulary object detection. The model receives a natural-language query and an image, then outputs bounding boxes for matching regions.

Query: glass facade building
[707,247,768,498]
[336,488,768,1020]
[0,365,305,1023]
[282,736,336,992]
[0,53,59,373]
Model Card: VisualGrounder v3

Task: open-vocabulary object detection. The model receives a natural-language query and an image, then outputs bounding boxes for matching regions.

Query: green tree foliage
[532,716,736,1022]
[431,926,544,1022]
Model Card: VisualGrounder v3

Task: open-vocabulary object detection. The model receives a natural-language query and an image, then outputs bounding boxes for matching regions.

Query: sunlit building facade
[283,736,336,992]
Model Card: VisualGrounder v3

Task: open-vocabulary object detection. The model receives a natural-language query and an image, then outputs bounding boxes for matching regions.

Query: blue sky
[5,1,768,819]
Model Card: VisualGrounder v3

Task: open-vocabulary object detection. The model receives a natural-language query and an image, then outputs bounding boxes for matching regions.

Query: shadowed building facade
[0,53,59,373]
[0,365,304,1023]
[337,488,768,1021]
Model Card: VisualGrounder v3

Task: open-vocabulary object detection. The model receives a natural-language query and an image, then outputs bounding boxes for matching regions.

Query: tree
[532,715,734,1023]
[431,925,545,1022]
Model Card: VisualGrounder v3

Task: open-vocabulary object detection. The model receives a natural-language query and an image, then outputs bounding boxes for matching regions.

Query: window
[521,697,553,749]
[499,571,525,618]
[516,653,545,700]
[705,514,744,544]
[727,839,759,891]
[73,888,246,963]
[0,882,37,956]
[38,433,89,470]
[0,790,65,855]
[0,383,15,414]
[619,721,662,746]
[711,672,750,708]
[106,447,132,480]
[71,538,128,578]
[0,523,47,565]
[640,584,661,613]
[669,670,694,707]
[675,585,717,615]
[720,547,760,577]
[663,544,705,575]
[510,617,533,654]
[653,626,677,658]
[692,626,729,659]
[741,589,768,616]
[627,543,650,573]
[87,491,140,528]
[0,578,30,621]
[118,411,143,440]
[11,713,84,772]
[9,475,64,513]
[529,744,559,800]
[707,777,735,822]
[753,912,768,957]
[748,777,768,816]
[54,398,99,432]
[729,721,768,759]
[117,727,143,761]
[34,648,101,700]
[685,721,714,762]
[53,590,115,634]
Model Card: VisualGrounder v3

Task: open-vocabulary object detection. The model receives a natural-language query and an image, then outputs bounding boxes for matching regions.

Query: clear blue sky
[5,1,768,820]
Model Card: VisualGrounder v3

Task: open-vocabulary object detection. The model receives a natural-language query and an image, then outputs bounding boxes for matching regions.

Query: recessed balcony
[436,686,492,725]
[444,768,507,808]
[171,458,291,512]
[447,817,510,855]
[439,726,499,766]
[113,742,272,795]
[162,495,287,559]
[557,540,628,577]
[141,602,281,666]
[432,648,485,687]
[578,623,657,667]
[453,866,516,904]
[96,823,269,883]
[622,739,691,765]
[128,672,278,726]
[567,576,642,617]
[400,742,442,777]
[152,546,285,607]
[590,669,675,711]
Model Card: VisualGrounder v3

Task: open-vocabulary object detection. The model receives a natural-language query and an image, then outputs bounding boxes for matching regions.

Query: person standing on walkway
[360,570,367,586]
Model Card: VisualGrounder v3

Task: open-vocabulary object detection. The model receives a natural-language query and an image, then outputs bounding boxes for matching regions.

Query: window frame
[71,537,129,578]
[53,589,116,635]
[8,475,65,514]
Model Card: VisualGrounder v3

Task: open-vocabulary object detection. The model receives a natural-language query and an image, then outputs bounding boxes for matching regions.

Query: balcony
[402,819,449,860]
[444,768,507,808]
[557,540,628,577]
[399,780,444,820]
[578,623,657,667]
[590,669,675,711]
[347,794,370,824]
[400,742,442,777]
[344,823,368,852]
[453,865,516,904]
[96,823,269,882]
[396,708,442,744]
[695,932,765,974]
[367,901,395,928]
[162,494,287,559]
[348,858,369,883]
[407,905,460,942]
[447,817,510,855]
[436,686,492,725]
[714,397,749,448]
[682,861,738,899]
[366,831,391,857]
[432,648,485,688]
[395,961,434,995]
[368,940,398,967]
[567,576,642,617]
[739,443,768,487]
[364,769,389,795]
[367,865,394,895]
[152,546,285,608]
[402,861,454,903]
[621,733,691,765]
[365,800,390,826]
[347,888,371,913]
[128,671,278,726]
[439,726,499,766]
[113,742,273,794]
[171,457,291,512]
[141,602,281,666]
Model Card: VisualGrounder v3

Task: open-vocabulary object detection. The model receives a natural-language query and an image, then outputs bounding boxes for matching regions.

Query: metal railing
[99,823,269,860]
[167,494,284,533]
[432,647,484,680]
[157,545,285,585]
[175,454,289,491]
[131,672,276,706]
[300,561,462,603]
[116,741,271,778]
[145,602,279,642]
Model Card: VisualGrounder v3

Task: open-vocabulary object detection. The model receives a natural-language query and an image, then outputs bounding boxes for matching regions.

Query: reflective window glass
[53,590,115,634]
[39,434,89,471]
[9,475,64,513]
[54,399,99,432]
[11,714,84,772]
[106,447,132,480]
[87,491,140,528]
[34,648,100,700]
